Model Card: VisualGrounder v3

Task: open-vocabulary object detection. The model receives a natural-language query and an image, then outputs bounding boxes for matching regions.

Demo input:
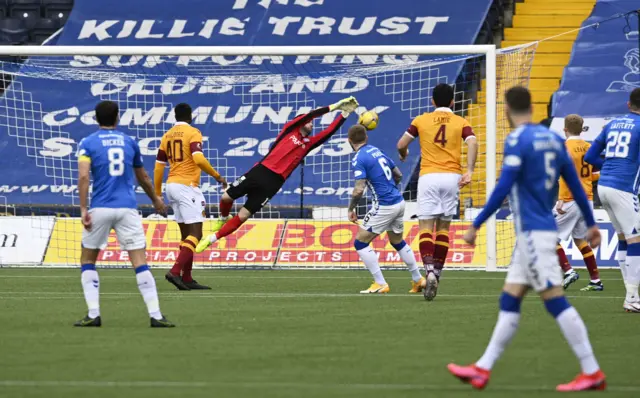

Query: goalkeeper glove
[329,96,359,115]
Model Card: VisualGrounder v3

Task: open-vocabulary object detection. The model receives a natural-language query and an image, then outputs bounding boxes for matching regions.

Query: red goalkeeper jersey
[260,106,346,179]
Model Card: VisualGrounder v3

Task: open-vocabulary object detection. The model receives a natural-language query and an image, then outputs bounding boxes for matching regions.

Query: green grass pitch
[0,268,638,398]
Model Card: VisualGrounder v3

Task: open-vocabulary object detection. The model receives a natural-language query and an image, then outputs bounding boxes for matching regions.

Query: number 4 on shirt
[434,125,447,147]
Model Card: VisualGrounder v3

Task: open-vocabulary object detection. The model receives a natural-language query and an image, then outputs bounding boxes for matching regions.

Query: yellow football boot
[359,282,390,294]
[195,235,214,253]
[409,277,427,293]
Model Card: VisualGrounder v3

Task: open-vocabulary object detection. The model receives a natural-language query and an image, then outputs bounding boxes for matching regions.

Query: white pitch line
[0,292,626,300]
[0,380,637,393]
[0,274,625,281]
[0,380,637,392]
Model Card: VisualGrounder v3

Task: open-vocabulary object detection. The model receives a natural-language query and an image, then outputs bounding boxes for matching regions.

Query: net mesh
[0,44,536,269]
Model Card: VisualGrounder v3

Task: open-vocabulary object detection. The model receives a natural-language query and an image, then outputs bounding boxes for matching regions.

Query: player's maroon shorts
[226,164,285,214]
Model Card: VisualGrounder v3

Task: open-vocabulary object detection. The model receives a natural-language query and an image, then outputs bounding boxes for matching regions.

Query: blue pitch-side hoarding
[561,222,621,268]
[0,0,493,206]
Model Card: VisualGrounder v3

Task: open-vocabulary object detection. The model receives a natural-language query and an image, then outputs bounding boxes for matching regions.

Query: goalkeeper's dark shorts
[226,164,285,214]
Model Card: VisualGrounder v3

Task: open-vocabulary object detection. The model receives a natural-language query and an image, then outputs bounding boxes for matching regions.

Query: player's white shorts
[362,201,405,235]
[598,185,640,238]
[553,200,592,241]
[165,183,206,224]
[82,208,146,251]
[417,173,461,220]
[506,231,563,292]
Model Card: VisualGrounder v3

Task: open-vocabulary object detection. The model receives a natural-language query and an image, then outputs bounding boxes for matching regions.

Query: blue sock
[544,296,571,318]
[354,240,369,251]
[81,263,96,273]
[499,292,521,313]
[619,240,628,252]
[135,264,150,274]
[391,240,407,251]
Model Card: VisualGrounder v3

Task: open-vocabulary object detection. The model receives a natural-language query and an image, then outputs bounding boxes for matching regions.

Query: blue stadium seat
[0,0,8,19]
[8,0,41,29]
[30,17,60,44]
[0,18,29,44]
[42,0,73,25]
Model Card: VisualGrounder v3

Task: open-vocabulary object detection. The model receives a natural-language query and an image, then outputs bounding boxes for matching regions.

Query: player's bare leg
[557,243,579,290]
[129,249,175,327]
[418,219,438,300]
[574,238,603,291]
[387,231,425,293]
[74,247,102,327]
[197,206,251,253]
[354,229,389,294]
[165,223,191,291]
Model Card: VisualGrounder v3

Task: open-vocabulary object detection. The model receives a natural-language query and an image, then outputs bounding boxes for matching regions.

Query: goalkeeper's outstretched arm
[281,96,358,133]
[308,97,359,147]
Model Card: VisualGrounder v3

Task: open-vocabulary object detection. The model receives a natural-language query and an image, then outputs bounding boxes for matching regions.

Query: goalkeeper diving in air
[195,96,359,253]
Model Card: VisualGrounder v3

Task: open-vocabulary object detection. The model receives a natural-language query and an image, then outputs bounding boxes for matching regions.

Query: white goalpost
[0,44,537,271]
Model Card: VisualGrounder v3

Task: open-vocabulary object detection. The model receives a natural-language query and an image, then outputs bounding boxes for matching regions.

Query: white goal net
[0,44,536,270]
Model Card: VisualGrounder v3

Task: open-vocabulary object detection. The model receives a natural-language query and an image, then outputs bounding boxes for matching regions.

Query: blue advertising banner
[0,0,492,206]
[561,222,620,268]
[553,0,639,117]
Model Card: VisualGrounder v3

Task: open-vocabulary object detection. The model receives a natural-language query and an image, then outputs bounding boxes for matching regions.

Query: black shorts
[226,164,285,214]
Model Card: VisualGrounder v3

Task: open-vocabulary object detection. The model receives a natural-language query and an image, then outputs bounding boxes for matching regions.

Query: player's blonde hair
[564,114,583,135]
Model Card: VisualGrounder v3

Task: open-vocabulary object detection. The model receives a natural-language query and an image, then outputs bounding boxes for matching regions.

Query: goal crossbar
[0,45,497,57]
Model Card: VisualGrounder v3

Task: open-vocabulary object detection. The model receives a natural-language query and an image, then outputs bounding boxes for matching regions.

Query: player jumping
[154,103,228,291]
[448,87,605,391]
[347,125,425,294]
[585,87,640,312]
[75,100,174,328]
[196,97,359,252]
[396,83,478,300]
[554,114,603,291]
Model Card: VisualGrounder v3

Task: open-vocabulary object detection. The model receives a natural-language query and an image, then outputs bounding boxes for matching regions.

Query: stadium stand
[0,17,29,44]
[462,0,601,208]
[553,0,640,117]
[505,0,596,121]
[0,0,68,44]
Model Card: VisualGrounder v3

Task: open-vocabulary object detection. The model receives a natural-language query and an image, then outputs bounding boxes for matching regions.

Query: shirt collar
[434,107,453,113]
[174,121,189,126]
[566,135,582,141]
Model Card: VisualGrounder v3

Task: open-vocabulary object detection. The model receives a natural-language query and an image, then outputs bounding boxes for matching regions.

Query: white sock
[476,311,520,370]
[625,244,640,301]
[556,307,600,374]
[135,266,163,320]
[618,248,627,282]
[395,242,422,282]
[356,243,386,285]
[209,234,218,244]
[81,265,100,318]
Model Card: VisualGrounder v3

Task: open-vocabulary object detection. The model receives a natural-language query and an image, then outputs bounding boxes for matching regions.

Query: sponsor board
[560,222,621,268]
[0,217,55,265]
[43,218,518,267]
